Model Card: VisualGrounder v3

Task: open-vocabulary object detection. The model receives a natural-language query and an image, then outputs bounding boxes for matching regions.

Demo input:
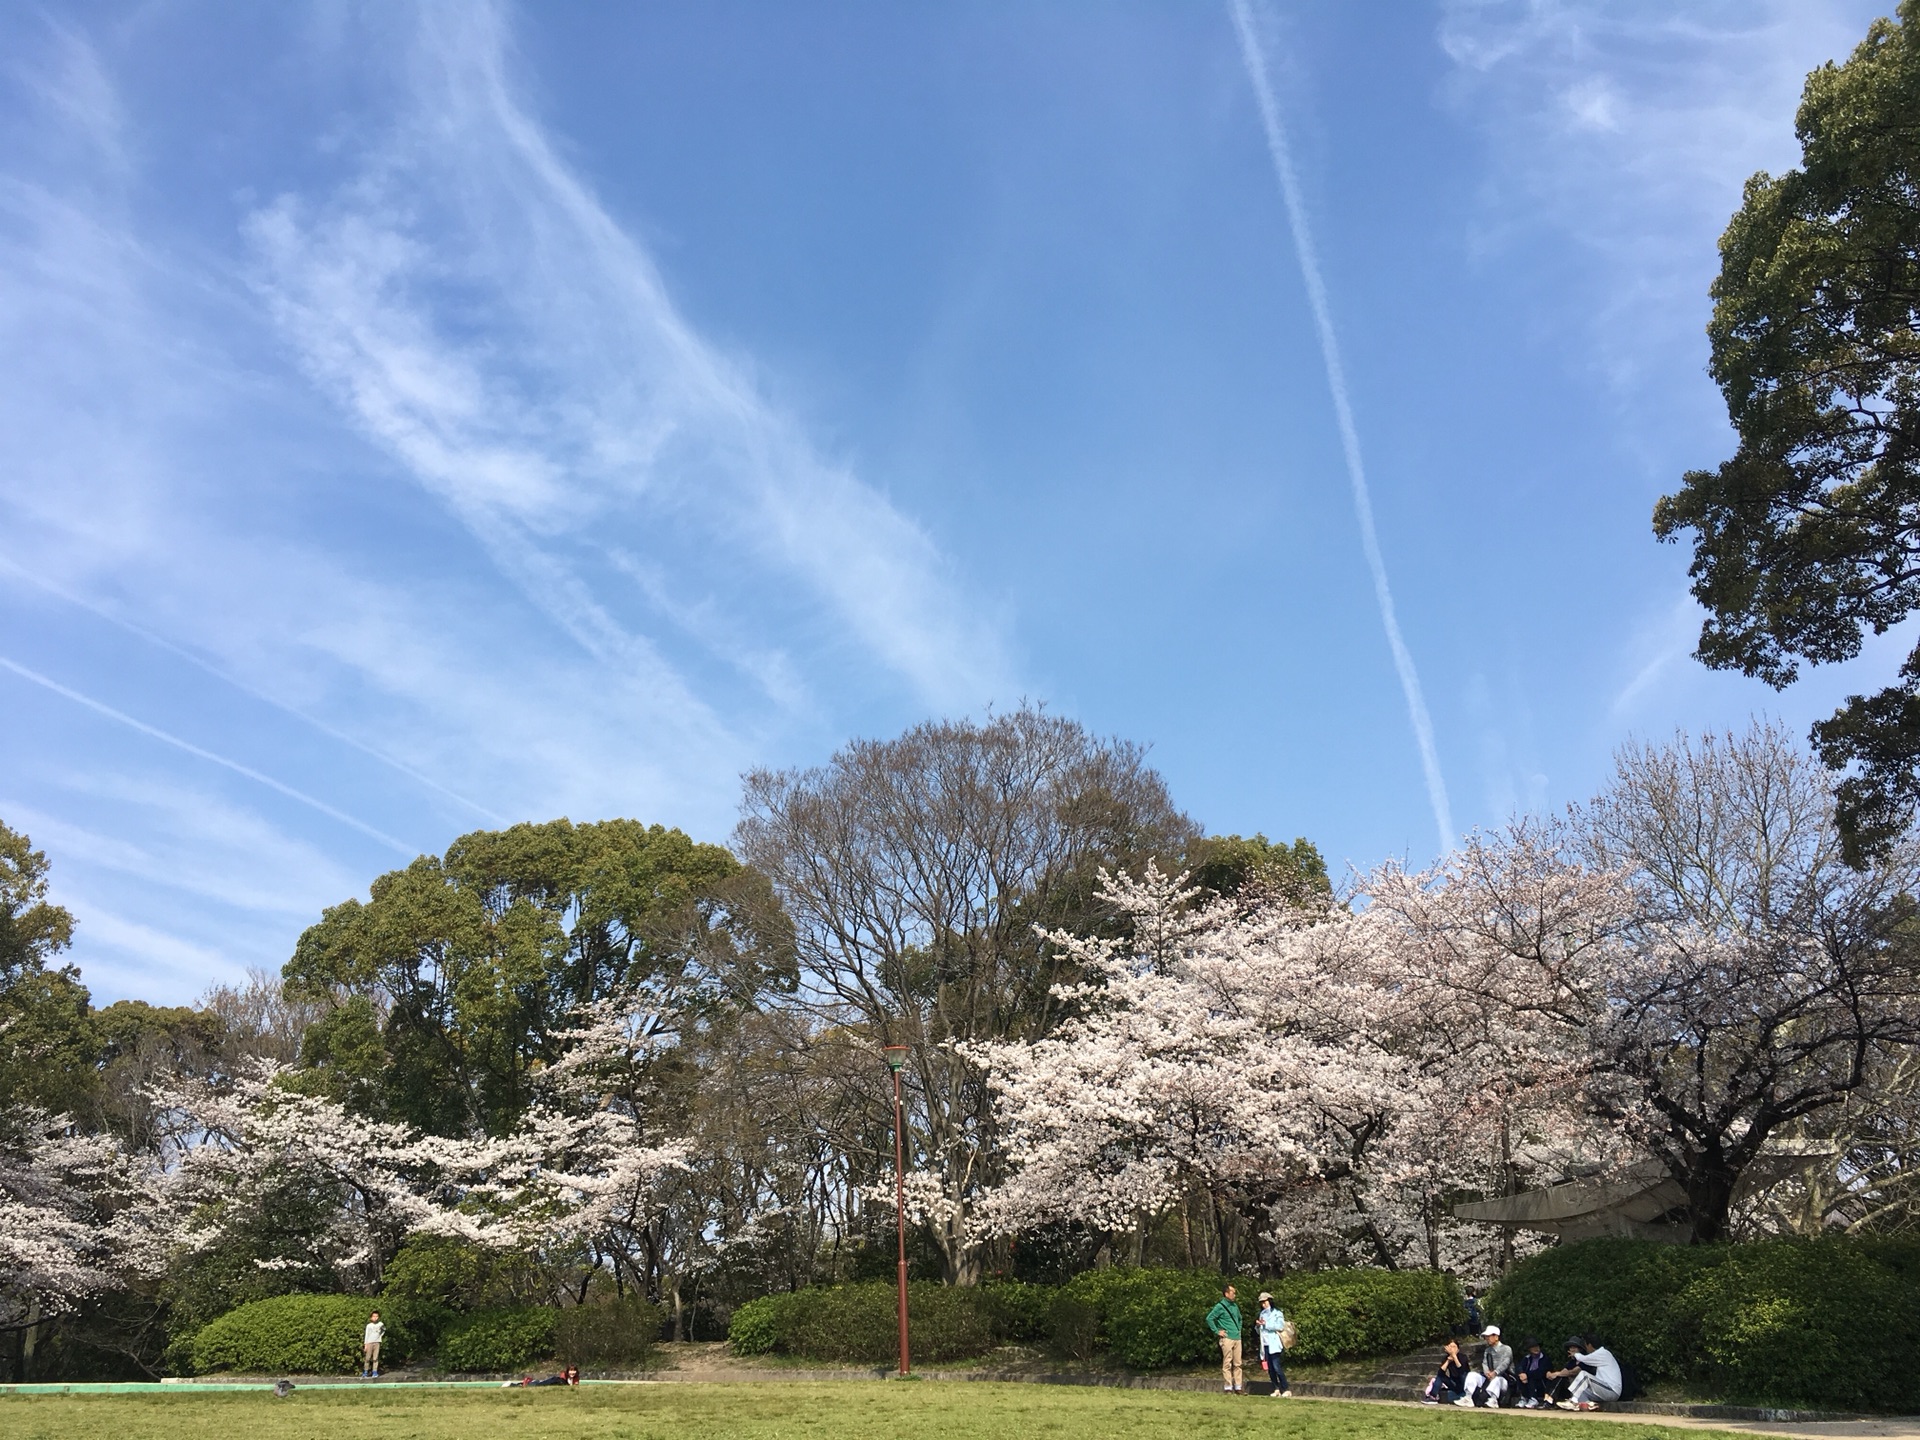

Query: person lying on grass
[500,1366,580,1388]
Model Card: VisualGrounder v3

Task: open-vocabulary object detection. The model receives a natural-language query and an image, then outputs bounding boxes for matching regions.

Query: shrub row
[189,1293,663,1375]
[728,1267,1459,1372]
[1487,1236,1920,1412]
[1270,1268,1462,1362]
[190,1295,414,1376]
[727,1282,1002,1364]
[436,1307,558,1372]
[1048,1267,1459,1370]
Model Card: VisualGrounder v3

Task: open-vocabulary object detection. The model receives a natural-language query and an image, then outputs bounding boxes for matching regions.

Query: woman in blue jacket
[1256,1292,1292,1397]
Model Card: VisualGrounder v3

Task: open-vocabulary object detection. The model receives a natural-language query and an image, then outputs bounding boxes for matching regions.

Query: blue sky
[1,0,1904,1004]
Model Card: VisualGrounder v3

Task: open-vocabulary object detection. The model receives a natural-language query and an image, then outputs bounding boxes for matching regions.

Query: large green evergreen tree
[0,820,92,1117]
[1656,1,1920,860]
[282,817,791,1136]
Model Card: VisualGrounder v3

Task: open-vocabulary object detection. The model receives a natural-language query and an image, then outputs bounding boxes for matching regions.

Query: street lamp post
[883,1044,911,1378]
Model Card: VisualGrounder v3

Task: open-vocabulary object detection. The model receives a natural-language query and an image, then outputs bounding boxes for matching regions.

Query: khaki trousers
[1219,1335,1243,1389]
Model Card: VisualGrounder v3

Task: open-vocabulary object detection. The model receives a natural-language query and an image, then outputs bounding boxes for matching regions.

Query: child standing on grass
[362,1310,384,1378]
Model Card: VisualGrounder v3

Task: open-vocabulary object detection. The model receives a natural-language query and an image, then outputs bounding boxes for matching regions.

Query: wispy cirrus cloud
[1437,1,1885,754]
[0,1,1013,1001]
[246,0,1010,719]
[1437,0,1880,397]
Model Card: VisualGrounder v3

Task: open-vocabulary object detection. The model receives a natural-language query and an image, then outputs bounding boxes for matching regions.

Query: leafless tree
[736,706,1195,1282]
[1578,722,1920,1240]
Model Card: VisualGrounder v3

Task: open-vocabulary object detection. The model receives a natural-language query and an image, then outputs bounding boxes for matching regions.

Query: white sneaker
[1454,1396,1476,1407]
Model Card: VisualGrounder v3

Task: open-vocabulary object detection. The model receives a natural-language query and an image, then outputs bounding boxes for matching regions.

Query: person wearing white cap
[1457,1325,1512,1407]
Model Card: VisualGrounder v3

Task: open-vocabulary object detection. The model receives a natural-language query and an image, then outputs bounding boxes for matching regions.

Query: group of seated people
[1423,1328,1623,1411]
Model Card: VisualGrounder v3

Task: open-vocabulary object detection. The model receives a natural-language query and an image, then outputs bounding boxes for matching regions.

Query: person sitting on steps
[1458,1325,1511,1407]
[1548,1335,1623,1411]
[1514,1337,1549,1408]
[1423,1339,1468,1404]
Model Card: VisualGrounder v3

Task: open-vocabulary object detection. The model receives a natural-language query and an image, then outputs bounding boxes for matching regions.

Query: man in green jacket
[1206,1284,1244,1393]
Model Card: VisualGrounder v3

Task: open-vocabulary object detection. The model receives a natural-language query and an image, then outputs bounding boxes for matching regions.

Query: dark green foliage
[380,1235,543,1315]
[1045,1291,1101,1365]
[163,1254,331,1363]
[1186,834,1332,906]
[1268,1269,1463,1362]
[1056,1269,1221,1370]
[1651,1,1920,857]
[1488,1237,1920,1411]
[1484,1237,1723,1381]
[726,1293,797,1356]
[0,818,92,1118]
[730,1269,1458,1373]
[1047,1268,1459,1370]
[283,818,787,1137]
[553,1297,663,1367]
[1687,1240,1920,1409]
[980,1279,1053,1344]
[725,1283,999,1364]
[189,1295,409,1375]
[437,1306,558,1373]
[0,819,74,979]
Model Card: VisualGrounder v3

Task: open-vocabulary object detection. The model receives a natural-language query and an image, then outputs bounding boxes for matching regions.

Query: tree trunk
[1687,1166,1738,1243]
[1210,1189,1232,1274]
[1499,1113,1517,1272]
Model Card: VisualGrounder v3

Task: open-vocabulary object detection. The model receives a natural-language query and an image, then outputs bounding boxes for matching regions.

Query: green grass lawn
[0,1382,1755,1440]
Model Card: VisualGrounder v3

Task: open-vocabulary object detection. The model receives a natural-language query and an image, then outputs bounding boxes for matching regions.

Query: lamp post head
[882,1045,909,1073]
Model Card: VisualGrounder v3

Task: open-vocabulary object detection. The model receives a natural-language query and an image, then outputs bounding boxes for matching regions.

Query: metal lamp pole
[883,1044,911,1378]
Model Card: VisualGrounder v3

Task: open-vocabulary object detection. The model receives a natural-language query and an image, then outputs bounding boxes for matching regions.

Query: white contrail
[0,655,417,857]
[1228,0,1454,852]
[0,556,507,825]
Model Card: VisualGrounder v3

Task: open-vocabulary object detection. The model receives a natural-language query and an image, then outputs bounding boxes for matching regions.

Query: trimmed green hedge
[1055,1268,1219,1370]
[554,1297,663,1367]
[1487,1237,1920,1412]
[727,1292,795,1356]
[981,1279,1053,1344]
[729,1268,1458,1372]
[1271,1268,1462,1361]
[438,1306,558,1373]
[1049,1267,1460,1370]
[726,1283,999,1364]
[190,1294,412,1375]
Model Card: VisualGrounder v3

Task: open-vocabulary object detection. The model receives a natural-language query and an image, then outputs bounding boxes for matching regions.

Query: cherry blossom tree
[970,840,1657,1272]
[151,1051,690,1295]
[0,1110,166,1328]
